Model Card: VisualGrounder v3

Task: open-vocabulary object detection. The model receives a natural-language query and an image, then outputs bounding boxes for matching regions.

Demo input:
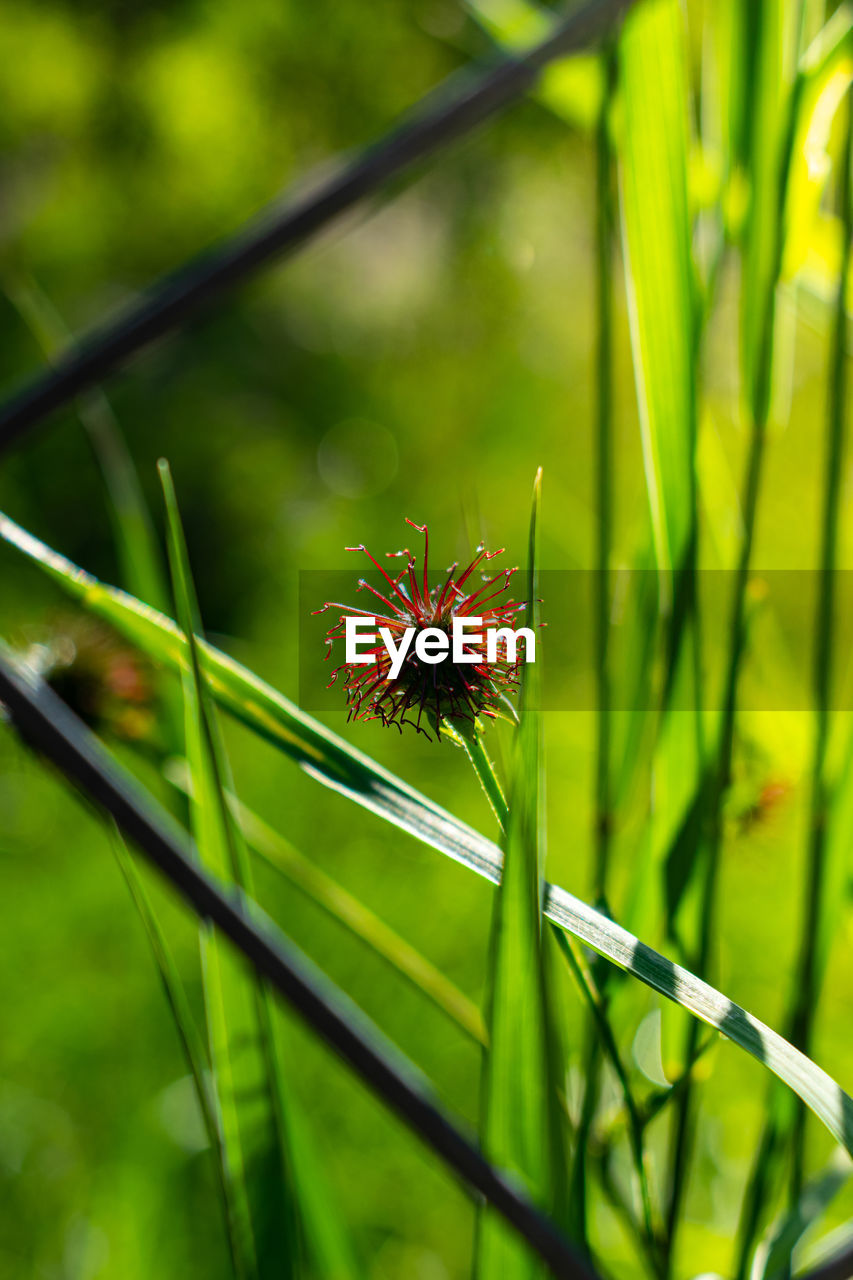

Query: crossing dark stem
[0,652,596,1280]
[0,0,635,454]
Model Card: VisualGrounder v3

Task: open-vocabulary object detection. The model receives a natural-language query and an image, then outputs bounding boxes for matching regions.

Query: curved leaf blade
[2,510,853,1160]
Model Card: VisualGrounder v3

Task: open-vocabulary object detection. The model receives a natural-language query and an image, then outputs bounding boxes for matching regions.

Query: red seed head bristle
[317,521,529,740]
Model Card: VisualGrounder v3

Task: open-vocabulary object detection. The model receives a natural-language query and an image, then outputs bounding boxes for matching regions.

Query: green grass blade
[619,0,696,585]
[736,21,853,1261]
[161,464,273,1280]
[0,509,505,878]
[110,830,216,1137]
[159,461,358,1280]
[618,0,703,952]
[741,0,798,427]
[783,8,853,283]
[618,14,704,1221]
[109,828,249,1276]
[787,77,853,1202]
[166,759,487,1045]
[3,511,853,1160]
[542,883,853,1160]
[474,469,569,1278]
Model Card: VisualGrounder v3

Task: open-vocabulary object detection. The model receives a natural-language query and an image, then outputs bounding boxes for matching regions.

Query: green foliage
[5,1,853,1277]
[159,460,358,1279]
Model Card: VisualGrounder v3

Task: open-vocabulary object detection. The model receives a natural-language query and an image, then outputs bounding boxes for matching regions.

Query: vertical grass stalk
[786,82,853,1203]
[457,724,660,1267]
[572,42,623,1257]
[594,44,617,907]
[667,9,804,1268]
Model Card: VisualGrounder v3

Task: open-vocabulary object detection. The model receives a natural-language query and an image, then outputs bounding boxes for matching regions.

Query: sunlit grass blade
[619,12,704,1242]
[474,470,569,1277]
[162,462,279,1279]
[783,8,853,284]
[619,0,696,586]
[159,461,358,1280]
[737,28,853,1261]
[165,758,487,1045]
[786,77,853,1203]
[618,0,703,953]
[741,0,798,427]
[3,512,853,1161]
[0,509,505,878]
[542,882,853,1161]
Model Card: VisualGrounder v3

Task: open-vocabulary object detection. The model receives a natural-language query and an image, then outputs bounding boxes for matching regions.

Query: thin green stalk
[452,722,509,830]
[575,47,620,1257]
[665,316,771,1275]
[594,43,617,907]
[665,46,803,1278]
[786,82,853,1203]
[208,776,488,1046]
[551,927,661,1272]
[571,1029,604,1254]
[109,829,245,1278]
[456,719,660,1268]
[734,1109,788,1280]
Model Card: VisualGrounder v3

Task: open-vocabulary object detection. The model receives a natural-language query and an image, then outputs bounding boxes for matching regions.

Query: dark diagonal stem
[0,0,637,454]
[0,653,596,1280]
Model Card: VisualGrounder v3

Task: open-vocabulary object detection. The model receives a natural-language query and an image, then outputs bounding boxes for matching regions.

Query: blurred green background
[2,1,853,1277]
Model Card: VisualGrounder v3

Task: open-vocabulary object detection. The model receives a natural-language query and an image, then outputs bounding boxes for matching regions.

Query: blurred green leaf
[784,6,853,282]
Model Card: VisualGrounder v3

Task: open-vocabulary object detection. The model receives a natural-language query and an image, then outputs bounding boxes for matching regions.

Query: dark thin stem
[665,59,802,1280]
[551,927,661,1274]
[570,1034,602,1255]
[733,1112,785,1280]
[787,83,853,1203]
[594,44,617,905]
[0,0,637,454]
[574,44,621,1258]
[665,325,770,1277]
[0,653,596,1280]
[454,716,661,1267]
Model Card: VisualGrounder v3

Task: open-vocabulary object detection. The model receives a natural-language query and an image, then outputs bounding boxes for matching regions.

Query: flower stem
[447,720,509,832]
[451,716,662,1268]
